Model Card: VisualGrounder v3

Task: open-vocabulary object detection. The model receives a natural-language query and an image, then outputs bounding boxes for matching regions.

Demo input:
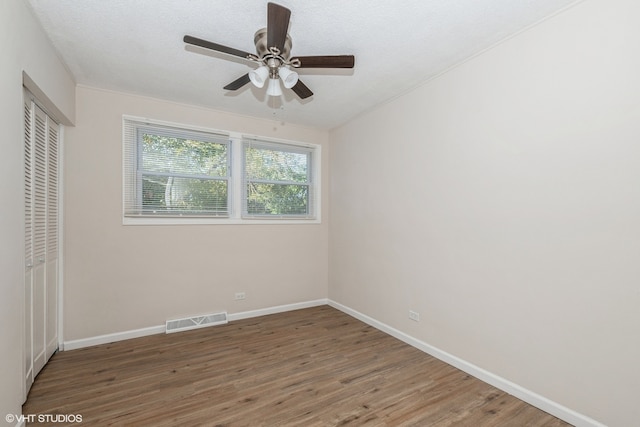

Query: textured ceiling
[27,0,580,130]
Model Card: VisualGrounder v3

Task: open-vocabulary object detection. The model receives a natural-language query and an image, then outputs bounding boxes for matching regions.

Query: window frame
[122,116,321,225]
[242,138,315,220]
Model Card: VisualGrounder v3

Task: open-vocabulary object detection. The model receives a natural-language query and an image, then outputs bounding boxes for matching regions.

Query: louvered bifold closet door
[23,96,60,400]
[32,104,48,378]
[45,118,59,360]
[24,98,34,395]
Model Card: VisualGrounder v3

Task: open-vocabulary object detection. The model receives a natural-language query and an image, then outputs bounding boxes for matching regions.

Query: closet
[23,90,60,398]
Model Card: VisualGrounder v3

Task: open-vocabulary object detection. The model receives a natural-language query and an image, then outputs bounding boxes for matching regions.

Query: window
[123,117,320,224]
[123,119,230,218]
[243,139,314,218]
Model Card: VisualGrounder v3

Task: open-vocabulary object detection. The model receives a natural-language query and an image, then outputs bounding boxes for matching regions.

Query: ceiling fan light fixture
[266,78,283,97]
[278,66,299,89]
[183,3,355,101]
[249,65,269,88]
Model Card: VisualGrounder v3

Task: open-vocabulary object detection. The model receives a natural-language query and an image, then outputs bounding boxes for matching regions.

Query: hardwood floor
[24,306,571,426]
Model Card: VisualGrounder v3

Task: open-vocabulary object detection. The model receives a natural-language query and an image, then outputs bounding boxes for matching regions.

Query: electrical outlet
[409,310,420,322]
[235,292,246,300]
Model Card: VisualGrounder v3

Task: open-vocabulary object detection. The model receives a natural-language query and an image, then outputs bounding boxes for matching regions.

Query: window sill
[122,216,321,226]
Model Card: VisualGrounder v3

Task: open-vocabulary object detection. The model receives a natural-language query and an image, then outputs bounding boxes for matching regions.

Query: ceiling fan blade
[291,80,313,99]
[293,55,355,69]
[224,74,251,90]
[184,35,253,60]
[267,2,291,53]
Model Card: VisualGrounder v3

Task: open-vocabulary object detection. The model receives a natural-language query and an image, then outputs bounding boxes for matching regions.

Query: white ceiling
[27,0,579,130]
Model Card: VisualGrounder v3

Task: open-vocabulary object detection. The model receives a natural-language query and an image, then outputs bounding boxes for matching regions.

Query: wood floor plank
[23,306,571,426]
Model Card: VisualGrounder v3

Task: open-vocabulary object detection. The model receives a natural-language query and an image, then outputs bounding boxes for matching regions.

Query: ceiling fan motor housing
[254,28,292,61]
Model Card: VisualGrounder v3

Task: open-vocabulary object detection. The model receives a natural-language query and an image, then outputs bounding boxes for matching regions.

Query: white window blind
[123,119,231,217]
[242,138,315,219]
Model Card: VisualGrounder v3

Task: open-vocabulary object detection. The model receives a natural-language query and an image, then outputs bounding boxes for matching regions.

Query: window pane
[142,134,227,177]
[245,146,308,182]
[142,175,227,215]
[246,183,309,215]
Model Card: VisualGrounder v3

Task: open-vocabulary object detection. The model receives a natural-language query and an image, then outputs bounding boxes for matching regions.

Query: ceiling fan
[183,2,355,100]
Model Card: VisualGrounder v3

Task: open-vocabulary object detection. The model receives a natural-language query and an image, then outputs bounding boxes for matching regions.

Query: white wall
[0,0,75,420]
[329,0,640,426]
[62,86,329,341]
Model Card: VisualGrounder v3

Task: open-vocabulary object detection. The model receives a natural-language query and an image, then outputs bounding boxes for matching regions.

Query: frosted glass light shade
[278,67,299,89]
[266,78,283,97]
[249,66,269,88]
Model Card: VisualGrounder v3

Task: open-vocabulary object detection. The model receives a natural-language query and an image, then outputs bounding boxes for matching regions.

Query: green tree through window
[244,142,312,216]
[139,131,229,215]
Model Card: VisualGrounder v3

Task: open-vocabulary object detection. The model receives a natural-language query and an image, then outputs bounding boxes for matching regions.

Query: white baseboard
[62,299,329,351]
[328,299,605,427]
[227,299,328,322]
[63,325,166,351]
